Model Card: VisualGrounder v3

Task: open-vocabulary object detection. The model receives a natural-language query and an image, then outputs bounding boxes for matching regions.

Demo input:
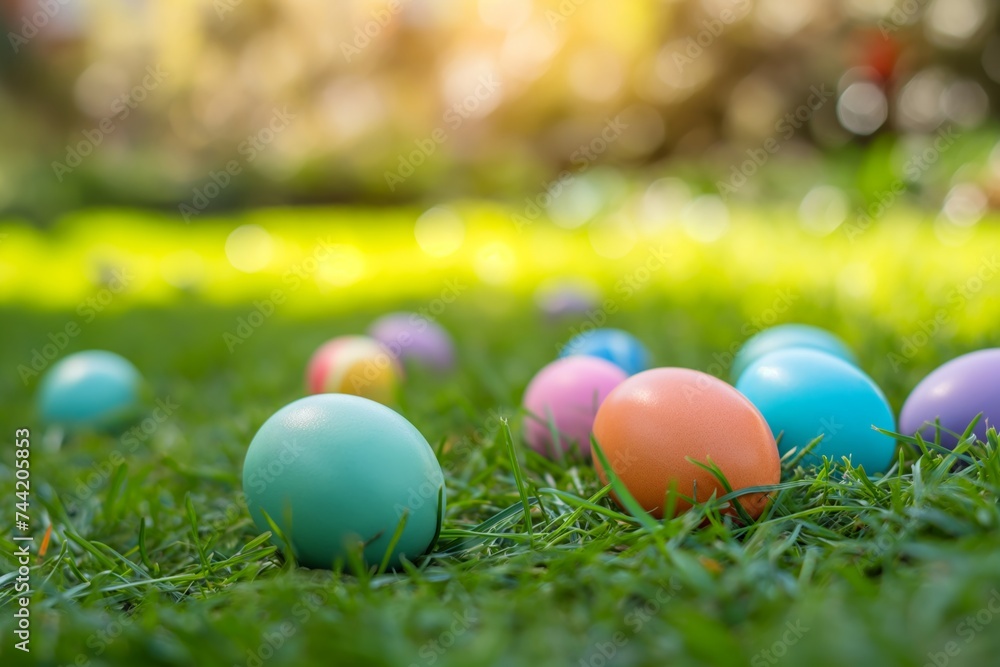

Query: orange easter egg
[593,368,780,520]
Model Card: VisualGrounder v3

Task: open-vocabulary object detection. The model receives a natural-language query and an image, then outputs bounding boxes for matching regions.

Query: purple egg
[368,313,456,373]
[899,348,1000,449]
[535,279,601,320]
[522,356,628,460]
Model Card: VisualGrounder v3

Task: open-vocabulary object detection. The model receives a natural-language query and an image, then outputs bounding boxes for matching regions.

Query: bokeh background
[1,0,999,228]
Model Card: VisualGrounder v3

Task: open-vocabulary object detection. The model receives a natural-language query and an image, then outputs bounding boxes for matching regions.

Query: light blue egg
[731,323,855,382]
[560,328,650,376]
[735,348,896,473]
[38,350,143,431]
[242,394,445,569]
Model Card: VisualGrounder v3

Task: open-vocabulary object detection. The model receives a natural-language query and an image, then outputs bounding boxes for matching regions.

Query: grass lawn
[2,206,1000,667]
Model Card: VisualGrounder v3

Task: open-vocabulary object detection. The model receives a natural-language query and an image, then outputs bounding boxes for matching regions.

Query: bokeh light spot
[588,215,637,259]
[317,245,366,287]
[837,82,888,136]
[415,207,465,258]
[225,225,274,273]
[799,186,848,236]
[474,242,516,285]
[681,196,730,243]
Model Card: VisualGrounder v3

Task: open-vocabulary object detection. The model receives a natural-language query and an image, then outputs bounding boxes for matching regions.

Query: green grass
[3,207,1000,666]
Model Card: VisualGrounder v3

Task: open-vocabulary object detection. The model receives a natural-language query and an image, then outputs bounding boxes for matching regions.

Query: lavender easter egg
[368,313,455,372]
[900,348,1000,449]
[522,356,628,459]
[534,279,601,319]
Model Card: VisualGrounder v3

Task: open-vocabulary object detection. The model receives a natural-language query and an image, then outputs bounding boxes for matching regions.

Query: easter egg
[242,394,445,569]
[731,323,855,382]
[535,278,601,319]
[899,348,1000,449]
[38,350,143,431]
[593,368,780,519]
[560,328,650,376]
[736,348,896,472]
[522,356,628,459]
[306,335,400,405]
[368,312,455,373]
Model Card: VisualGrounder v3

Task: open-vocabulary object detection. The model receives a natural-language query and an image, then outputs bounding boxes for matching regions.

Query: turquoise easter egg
[735,348,896,473]
[38,350,143,431]
[242,394,445,569]
[731,324,855,382]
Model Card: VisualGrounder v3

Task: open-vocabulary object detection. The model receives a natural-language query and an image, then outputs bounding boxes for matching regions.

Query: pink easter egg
[522,356,628,459]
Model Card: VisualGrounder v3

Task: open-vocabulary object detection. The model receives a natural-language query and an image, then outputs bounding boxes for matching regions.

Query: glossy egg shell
[593,367,780,519]
[306,335,401,405]
[899,348,1000,449]
[522,356,628,459]
[368,312,456,373]
[38,350,143,431]
[560,328,650,376]
[242,394,445,569]
[731,323,855,382]
[736,348,896,473]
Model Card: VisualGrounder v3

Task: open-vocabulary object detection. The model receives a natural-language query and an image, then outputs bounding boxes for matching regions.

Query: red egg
[306,336,401,405]
[593,368,780,520]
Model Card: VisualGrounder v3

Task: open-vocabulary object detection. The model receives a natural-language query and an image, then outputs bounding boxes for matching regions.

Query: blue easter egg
[243,394,445,569]
[38,350,143,431]
[735,348,896,473]
[731,323,855,382]
[560,328,650,376]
